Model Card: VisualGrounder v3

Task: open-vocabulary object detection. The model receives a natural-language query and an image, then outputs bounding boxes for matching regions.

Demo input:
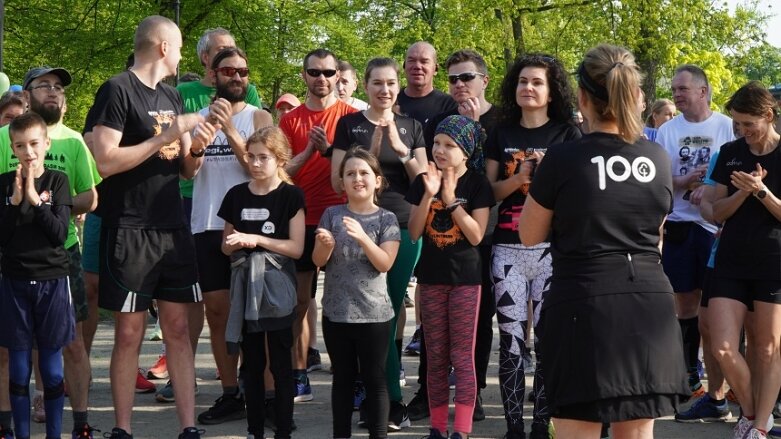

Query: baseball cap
[275,93,301,109]
[23,67,72,90]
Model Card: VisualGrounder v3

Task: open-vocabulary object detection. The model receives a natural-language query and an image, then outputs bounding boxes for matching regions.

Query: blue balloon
[9,85,22,92]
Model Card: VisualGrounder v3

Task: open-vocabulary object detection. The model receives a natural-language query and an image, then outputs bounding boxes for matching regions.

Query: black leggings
[241,327,294,439]
[323,317,391,439]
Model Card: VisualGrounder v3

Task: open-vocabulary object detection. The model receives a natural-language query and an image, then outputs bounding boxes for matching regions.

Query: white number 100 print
[590,156,656,190]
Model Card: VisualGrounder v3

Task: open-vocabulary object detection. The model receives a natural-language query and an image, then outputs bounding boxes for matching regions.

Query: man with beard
[185,47,273,425]
[279,48,356,403]
[0,67,99,438]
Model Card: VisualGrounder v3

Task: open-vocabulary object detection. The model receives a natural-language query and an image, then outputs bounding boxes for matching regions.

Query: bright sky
[724,0,781,47]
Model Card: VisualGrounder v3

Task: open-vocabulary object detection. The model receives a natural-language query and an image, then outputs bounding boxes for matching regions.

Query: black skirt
[539,291,689,422]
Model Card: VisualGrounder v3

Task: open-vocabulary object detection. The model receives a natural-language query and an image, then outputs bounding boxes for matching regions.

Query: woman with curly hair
[484,54,581,439]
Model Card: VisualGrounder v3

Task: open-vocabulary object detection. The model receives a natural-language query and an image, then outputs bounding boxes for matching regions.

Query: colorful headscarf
[434,115,485,172]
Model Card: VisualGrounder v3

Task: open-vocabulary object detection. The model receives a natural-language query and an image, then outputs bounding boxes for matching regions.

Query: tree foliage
[2,0,775,128]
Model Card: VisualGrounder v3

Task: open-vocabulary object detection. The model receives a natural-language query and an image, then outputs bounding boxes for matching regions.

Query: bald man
[396,41,457,126]
[89,15,217,439]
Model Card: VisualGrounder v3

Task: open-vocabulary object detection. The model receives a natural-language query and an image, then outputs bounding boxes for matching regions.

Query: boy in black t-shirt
[0,112,73,439]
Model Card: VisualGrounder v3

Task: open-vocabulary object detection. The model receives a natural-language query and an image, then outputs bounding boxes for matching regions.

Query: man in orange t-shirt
[279,48,356,402]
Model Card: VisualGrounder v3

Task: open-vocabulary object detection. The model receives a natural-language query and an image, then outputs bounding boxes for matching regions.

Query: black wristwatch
[755,187,768,199]
[190,148,206,158]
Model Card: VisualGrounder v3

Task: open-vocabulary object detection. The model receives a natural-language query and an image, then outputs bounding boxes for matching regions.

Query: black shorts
[98,227,201,312]
[67,244,89,322]
[194,230,231,292]
[709,276,781,307]
[295,225,317,273]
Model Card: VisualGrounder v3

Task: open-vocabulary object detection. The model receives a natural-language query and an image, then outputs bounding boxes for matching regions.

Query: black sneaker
[306,348,323,372]
[407,391,430,421]
[529,423,548,439]
[178,427,205,439]
[264,399,297,433]
[388,400,411,431]
[72,423,100,438]
[473,392,485,422]
[504,423,525,439]
[103,428,133,439]
[197,393,247,424]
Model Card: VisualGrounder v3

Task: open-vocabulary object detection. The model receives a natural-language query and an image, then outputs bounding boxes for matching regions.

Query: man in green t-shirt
[0,67,99,438]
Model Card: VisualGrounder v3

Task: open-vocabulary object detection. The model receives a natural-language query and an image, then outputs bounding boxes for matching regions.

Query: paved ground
[24,281,761,438]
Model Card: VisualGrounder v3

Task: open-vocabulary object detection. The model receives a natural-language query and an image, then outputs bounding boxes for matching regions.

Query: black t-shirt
[332,112,425,228]
[90,71,186,229]
[0,169,72,280]
[423,105,502,156]
[530,133,674,305]
[711,138,781,279]
[396,89,457,126]
[217,181,306,247]
[487,120,582,244]
[406,168,495,285]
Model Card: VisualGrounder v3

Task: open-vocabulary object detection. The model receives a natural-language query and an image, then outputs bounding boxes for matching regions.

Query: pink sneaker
[147,355,168,380]
[136,369,156,393]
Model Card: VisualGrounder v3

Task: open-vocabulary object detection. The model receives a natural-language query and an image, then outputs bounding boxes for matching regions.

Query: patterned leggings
[420,284,480,434]
[492,243,552,431]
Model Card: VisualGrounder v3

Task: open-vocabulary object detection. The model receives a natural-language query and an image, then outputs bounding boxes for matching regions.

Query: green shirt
[176,80,262,198]
[0,123,99,249]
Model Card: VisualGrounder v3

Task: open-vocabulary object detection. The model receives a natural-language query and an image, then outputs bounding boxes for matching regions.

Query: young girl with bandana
[406,115,495,439]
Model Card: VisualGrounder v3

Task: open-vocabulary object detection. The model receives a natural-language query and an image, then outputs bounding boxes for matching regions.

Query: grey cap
[23,67,72,90]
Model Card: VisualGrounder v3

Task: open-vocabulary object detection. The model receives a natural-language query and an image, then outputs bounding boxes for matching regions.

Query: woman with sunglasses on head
[484,53,580,439]
[330,57,427,431]
[518,44,688,439]
[708,82,781,439]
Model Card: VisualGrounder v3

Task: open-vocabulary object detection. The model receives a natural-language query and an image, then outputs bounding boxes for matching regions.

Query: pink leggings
[420,284,481,434]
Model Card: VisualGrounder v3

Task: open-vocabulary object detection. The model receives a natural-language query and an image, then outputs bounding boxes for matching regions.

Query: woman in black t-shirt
[330,57,426,427]
[485,53,581,439]
[518,44,688,438]
[708,81,781,437]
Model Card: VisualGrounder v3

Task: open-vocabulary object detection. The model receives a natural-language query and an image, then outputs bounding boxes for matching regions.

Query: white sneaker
[734,417,753,439]
[746,428,767,439]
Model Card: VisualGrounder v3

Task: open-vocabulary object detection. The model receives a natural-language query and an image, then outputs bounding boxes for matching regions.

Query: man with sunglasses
[0,66,100,438]
[279,48,356,404]
[185,46,273,426]
[396,41,457,126]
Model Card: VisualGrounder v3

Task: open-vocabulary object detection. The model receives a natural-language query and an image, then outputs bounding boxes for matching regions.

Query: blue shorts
[0,276,75,350]
[662,222,714,293]
[81,213,101,274]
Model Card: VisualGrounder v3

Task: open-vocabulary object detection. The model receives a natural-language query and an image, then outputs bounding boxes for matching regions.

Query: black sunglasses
[306,68,338,78]
[215,67,250,77]
[447,72,485,84]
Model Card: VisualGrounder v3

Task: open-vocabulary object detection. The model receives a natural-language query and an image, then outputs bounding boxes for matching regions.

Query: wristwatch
[190,148,206,158]
[755,187,768,199]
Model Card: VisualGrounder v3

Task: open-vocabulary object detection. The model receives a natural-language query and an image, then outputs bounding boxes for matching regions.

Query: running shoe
[353,381,366,411]
[197,393,246,424]
[530,422,549,439]
[473,392,485,422]
[147,355,168,380]
[293,375,313,402]
[136,369,156,394]
[388,400,411,431]
[178,427,205,439]
[404,329,421,356]
[32,393,46,423]
[675,394,732,422]
[306,348,323,372]
[424,428,448,439]
[404,292,414,307]
[746,428,768,439]
[102,428,133,439]
[155,380,199,403]
[407,391,430,421]
[72,423,100,439]
[148,319,163,341]
[400,367,407,387]
[0,426,13,439]
[734,416,753,439]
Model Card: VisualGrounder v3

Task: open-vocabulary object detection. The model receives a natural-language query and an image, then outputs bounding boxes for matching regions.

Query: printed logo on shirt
[149,110,181,160]
[425,197,466,249]
[726,158,742,167]
[677,139,712,176]
[590,155,657,190]
[261,221,275,234]
[399,127,407,135]
[351,126,370,135]
[241,208,270,221]
[39,190,51,204]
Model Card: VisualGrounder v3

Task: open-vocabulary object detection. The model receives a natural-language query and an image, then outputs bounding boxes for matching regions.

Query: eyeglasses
[447,72,485,84]
[30,84,65,94]
[305,69,337,78]
[244,153,275,164]
[215,67,250,77]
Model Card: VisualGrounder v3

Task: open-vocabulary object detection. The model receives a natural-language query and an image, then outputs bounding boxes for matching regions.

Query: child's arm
[407,163,441,241]
[312,228,335,268]
[450,205,488,246]
[342,216,400,273]
[222,209,306,259]
[29,171,70,246]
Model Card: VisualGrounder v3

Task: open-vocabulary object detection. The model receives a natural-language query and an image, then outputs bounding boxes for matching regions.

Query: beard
[30,100,61,125]
[215,79,248,103]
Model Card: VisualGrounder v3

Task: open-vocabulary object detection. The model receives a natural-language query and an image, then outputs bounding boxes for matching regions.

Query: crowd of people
[0,12,780,439]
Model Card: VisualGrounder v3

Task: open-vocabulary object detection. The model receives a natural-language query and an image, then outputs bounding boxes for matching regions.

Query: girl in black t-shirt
[407,115,494,439]
[484,53,580,439]
[709,82,781,437]
[518,45,688,438]
[217,126,305,439]
[330,57,426,427]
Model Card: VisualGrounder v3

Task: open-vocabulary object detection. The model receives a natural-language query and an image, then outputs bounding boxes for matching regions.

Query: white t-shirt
[347,97,369,111]
[191,104,258,234]
[656,112,734,233]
